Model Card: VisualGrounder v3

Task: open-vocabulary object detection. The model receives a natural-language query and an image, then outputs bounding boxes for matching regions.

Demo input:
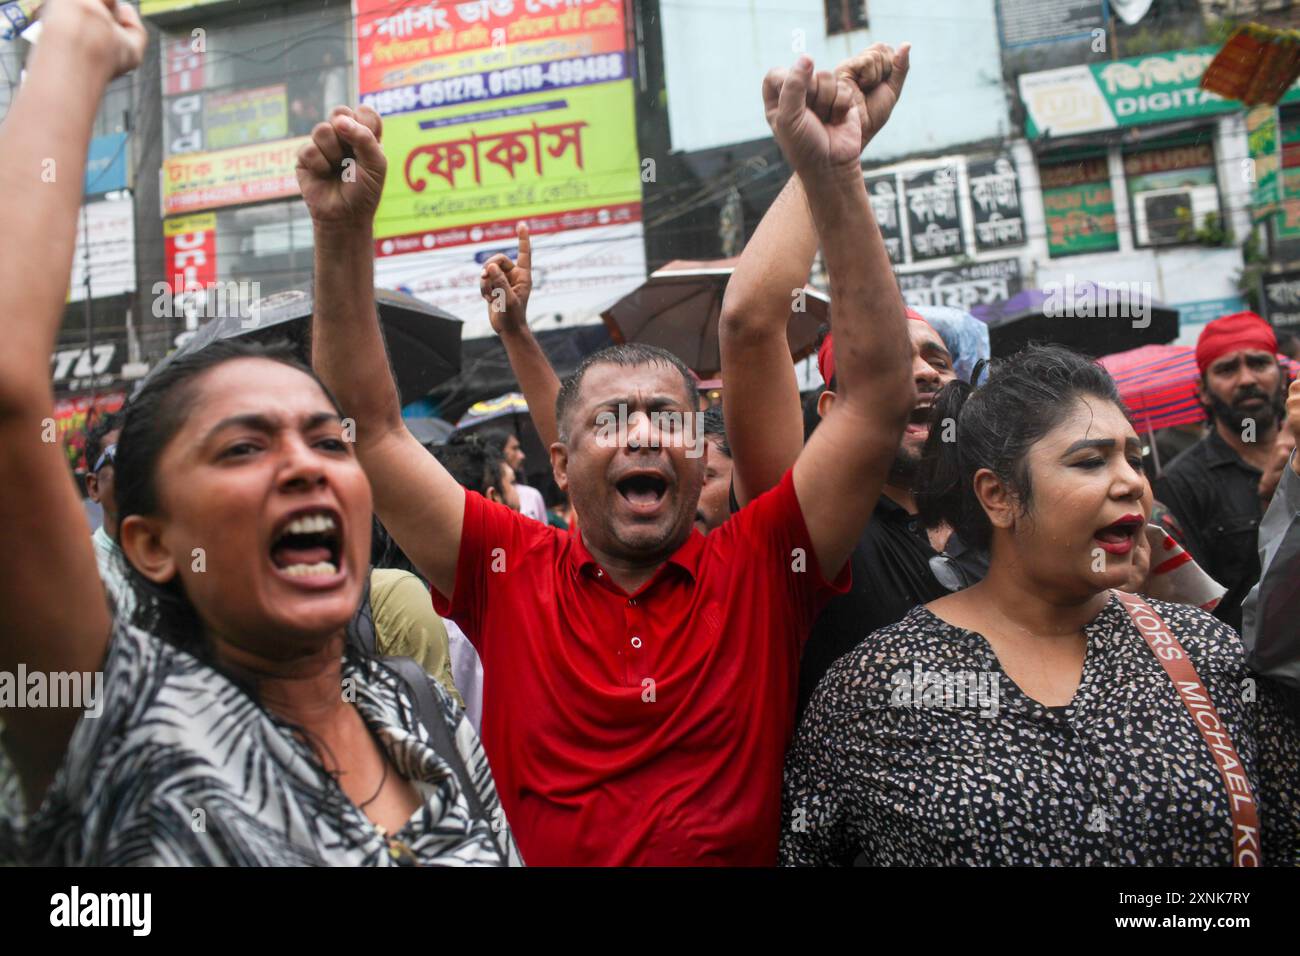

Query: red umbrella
[1098,344,1299,432]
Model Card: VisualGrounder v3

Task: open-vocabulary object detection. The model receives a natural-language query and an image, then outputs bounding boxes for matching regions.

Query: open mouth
[1094,514,1144,555]
[616,471,669,513]
[269,508,343,579]
[905,401,935,437]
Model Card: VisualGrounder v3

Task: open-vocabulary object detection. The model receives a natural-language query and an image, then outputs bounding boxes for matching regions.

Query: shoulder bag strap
[1113,590,1260,866]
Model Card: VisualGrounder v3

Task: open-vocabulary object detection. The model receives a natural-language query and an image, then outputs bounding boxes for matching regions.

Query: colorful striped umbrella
[1097,344,1299,432]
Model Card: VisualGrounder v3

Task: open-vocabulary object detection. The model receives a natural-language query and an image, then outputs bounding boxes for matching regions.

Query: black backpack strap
[382,656,487,824]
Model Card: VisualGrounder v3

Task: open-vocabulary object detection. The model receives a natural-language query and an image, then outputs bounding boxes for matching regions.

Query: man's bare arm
[764,57,914,579]
[481,224,562,448]
[300,107,466,599]
[721,43,911,509]
[718,175,817,506]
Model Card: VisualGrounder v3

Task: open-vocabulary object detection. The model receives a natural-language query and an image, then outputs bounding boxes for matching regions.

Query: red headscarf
[1195,311,1277,376]
[817,308,935,386]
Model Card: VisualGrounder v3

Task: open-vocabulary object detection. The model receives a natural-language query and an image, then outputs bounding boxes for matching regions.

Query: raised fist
[835,42,911,150]
[43,0,146,79]
[296,106,387,230]
[762,57,862,175]
[480,223,533,335]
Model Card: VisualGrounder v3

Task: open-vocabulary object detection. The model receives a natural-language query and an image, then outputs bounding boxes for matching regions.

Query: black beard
[1206,382,1286,433]
[890,445,921,487]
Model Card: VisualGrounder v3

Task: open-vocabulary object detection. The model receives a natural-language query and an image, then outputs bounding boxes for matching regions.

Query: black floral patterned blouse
[781,595,1300,866]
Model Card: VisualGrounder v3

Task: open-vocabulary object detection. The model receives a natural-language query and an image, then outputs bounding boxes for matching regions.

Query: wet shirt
[782,596,1300,866]
[435,469,849,866]
[798,496,949,715]
[1155,429,1265,633]
[0,622,515,866]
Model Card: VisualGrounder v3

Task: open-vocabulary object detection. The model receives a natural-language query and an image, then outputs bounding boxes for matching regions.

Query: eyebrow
[921,340,953,360]
[1061,437,1142,456]
[203,411,341,444]
[593,395,688,412]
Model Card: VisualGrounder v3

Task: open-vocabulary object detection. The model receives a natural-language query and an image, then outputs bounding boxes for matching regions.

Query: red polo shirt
[432,468,849,865]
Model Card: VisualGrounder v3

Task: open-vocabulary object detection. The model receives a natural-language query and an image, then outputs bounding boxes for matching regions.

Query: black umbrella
[142,287,463,405]
[970,282,1178,358]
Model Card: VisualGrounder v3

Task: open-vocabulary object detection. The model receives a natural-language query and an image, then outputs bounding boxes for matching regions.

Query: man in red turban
[1155,311,1290,632]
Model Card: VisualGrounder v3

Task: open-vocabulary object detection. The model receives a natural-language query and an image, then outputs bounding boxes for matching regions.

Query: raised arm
[299,107,465,599]
[717,175,817,506]
[0,0,145,804]
[720,44,911,507]
[480,225,562,448]
[765,56,914,579]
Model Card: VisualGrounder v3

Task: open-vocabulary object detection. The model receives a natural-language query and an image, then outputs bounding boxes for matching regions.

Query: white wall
[659,0,1011,160]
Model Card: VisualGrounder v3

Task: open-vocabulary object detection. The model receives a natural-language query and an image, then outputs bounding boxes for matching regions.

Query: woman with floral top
[782,345,1299,866]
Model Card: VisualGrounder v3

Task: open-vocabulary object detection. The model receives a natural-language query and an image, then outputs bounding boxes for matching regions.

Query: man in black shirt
[1156,312,1290,633]
[793,320,957,711]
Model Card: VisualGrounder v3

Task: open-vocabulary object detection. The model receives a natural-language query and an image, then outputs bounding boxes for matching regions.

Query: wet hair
[701,405,730,458]
[114,338,345,658]
[476,426,518,454]
[433,432,507,497]
[554,344,699,442]
[916,344,1125,550]
[85,410,125,473]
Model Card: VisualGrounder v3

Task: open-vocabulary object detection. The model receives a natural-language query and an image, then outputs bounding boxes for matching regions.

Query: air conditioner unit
[1133,185,1220,246]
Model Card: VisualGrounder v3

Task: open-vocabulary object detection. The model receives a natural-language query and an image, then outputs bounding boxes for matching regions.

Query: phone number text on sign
[362,53,626,116]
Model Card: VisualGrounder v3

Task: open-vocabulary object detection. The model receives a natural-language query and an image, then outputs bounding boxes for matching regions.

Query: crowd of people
[1,0,1298,867]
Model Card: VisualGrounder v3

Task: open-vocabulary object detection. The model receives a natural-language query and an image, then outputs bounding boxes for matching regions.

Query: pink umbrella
[1097,345,1206,433]
[1097,344,1298,433]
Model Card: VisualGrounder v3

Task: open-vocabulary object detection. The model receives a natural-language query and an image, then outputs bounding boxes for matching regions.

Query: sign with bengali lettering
[204,85,289,152]
[1277,168,1300,241]
[162,137,308,216]
[897,258,1023,312]
[359,0,645,329]
[865,174,904,264]
[1041,157,1118,256]
[356,0,627,107]
[1261,270,1300,329]
[997,0,1106,48]
[1019,45,1300,140]
[967,155,1025,252]
[85,133,129,197]
[904,165,966,263]
[140,0,226,17]
[1247,106,1281,219]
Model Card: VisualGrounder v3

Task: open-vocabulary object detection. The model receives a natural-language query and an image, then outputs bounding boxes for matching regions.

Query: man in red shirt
[299,50,915,864]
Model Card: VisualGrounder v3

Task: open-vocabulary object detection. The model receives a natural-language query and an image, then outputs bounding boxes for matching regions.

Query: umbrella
[455,392,530,432]
[143,286,463,406]
[600,258,828,376]
[1098,344,1300,432]
[970,281,1179,358]
[403,416,455,446]
[452,391,550,486]
[426,324,614,424]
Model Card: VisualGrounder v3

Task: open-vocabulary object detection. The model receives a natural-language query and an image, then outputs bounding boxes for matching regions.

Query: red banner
[355,0,626,95]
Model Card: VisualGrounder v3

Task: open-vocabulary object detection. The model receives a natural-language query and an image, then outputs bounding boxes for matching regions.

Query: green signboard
[1020,46,1300,139]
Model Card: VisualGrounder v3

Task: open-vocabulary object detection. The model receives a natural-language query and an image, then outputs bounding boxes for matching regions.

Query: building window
[825,0,868,36]
[162,1,352,159]
[1122,134,1221,249]
[1039,153,1119,257]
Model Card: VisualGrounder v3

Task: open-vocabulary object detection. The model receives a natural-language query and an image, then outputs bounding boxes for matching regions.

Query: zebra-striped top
[0,621,520,866]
